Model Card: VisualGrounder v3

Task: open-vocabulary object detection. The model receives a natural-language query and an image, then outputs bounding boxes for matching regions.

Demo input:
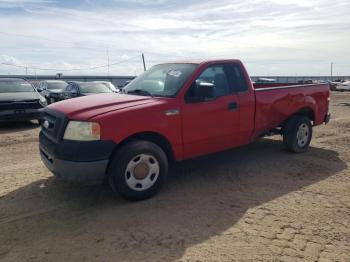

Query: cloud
[0,0,349,76]
[0,0,54,9]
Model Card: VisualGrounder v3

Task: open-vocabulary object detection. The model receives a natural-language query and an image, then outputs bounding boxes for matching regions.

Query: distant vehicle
[61,81,114,100]
[326,80,338,91]
[93,81,118,92]
[37,80,68,104]
[298,79,315,84]
[256,78,276,83]
[29,80,40,89]
[336,81,350,91]
[123,79,132,87]
[0,78,47,122]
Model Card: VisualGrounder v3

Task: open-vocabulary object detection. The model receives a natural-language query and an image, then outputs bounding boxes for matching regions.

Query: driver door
[181,64,240,158]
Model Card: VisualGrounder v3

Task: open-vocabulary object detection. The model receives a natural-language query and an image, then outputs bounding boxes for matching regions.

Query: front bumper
[0,108,43,121]
[39,132,116,185]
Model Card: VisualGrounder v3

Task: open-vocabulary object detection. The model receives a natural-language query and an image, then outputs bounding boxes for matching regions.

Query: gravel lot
[0,92,349,262]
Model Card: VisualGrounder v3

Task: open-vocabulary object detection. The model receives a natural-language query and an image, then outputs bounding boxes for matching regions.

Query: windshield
[124,63,198,97]
[98,82,118,92]
[0,79,34,93]
[47,82,68,90]
[79,83,112,93]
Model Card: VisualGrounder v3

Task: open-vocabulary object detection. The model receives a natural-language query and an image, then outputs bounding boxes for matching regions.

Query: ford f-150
[39,59,330,200]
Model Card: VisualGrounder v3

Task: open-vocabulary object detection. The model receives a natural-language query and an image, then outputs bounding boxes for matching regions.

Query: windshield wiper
[126,89,153,97]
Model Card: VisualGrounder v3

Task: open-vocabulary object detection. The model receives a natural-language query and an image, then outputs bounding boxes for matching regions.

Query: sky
[0,0,349,76]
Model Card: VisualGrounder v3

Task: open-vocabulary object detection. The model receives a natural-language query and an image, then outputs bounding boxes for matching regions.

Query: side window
[185,65,230,101]
[225,64,249,92]
[198,65,230,97]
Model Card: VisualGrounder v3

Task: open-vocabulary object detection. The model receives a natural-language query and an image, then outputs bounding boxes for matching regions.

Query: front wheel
[283,115,313,153]
[108,140,168,201]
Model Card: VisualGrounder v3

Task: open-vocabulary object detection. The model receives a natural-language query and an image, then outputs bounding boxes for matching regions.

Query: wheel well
[296,108,315,121]
[117,132,175,162]
[282,108,315,129]
[281,108,315,131]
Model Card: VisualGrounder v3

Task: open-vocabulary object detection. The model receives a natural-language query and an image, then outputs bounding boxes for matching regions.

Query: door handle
[228,102,238,111]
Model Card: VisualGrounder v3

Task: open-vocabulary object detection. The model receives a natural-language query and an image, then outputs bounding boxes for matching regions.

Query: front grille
[0,99,42,111]
[41,108,68,143]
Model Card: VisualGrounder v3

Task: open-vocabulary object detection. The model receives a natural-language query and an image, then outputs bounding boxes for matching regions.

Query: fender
[303,95,317,118]
[115,130,182,161]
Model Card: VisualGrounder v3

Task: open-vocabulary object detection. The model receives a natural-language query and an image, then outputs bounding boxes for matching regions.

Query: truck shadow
[0,138,346,261]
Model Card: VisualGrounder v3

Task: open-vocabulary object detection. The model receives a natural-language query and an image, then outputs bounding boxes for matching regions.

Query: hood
[47,89,64,93]
[49,93,160,119]
[80,93,99,96]
[0,92,40,102]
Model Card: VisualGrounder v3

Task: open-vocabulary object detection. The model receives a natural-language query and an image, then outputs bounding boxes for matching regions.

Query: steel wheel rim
[296,123,310,147]
[125,154,160,191]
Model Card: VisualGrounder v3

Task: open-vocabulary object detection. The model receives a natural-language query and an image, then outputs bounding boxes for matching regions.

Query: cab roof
[159,59,242,65]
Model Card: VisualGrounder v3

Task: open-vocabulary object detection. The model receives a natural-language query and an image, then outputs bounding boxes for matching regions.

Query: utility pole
[330,62,333,81]
[142,53,146,71]
[25,66,28,76]
[107,48,110,76]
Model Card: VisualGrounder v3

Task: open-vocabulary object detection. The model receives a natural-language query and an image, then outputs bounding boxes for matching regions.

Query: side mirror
[186,82,215,103]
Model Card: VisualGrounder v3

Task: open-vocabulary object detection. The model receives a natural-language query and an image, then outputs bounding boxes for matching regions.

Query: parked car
[29,80,40,89]
[39,59,330,201]
[37,80,68,104]
[60,81,114,100]
[256,78,276,83]
[0,78,47,122]
[336,81,350,91]
[93,81,118,92]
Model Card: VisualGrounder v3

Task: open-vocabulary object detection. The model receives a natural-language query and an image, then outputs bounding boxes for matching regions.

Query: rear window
[47,82,68,90]
[0,79,34,93]
[225,64,249,92]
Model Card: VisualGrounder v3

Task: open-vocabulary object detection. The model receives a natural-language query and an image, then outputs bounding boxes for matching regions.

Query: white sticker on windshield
[167,70,182,77]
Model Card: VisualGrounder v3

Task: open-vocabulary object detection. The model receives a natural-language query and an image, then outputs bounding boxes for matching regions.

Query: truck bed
[253,83,330,139]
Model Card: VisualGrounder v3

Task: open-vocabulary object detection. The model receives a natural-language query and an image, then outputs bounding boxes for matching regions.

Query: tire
[108,140,168,201]
[283,115,312,153]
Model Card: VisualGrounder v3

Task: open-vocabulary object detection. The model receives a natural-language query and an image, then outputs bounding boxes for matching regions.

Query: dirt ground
[0,92,349,262]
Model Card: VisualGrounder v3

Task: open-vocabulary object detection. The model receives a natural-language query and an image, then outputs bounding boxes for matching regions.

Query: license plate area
[14,109,26,114]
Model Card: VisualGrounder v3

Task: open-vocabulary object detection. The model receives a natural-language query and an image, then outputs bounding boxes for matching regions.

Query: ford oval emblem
[43,120,50,129]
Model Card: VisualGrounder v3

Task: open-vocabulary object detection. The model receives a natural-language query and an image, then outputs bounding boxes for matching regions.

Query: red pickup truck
[39,59,330,200]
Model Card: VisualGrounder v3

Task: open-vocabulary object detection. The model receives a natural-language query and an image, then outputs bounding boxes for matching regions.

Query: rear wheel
[283,115,312,153]
[108,140,168,201]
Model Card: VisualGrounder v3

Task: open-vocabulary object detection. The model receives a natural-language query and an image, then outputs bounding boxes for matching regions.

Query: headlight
[63,121,101,141]
[39,95,48,107]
